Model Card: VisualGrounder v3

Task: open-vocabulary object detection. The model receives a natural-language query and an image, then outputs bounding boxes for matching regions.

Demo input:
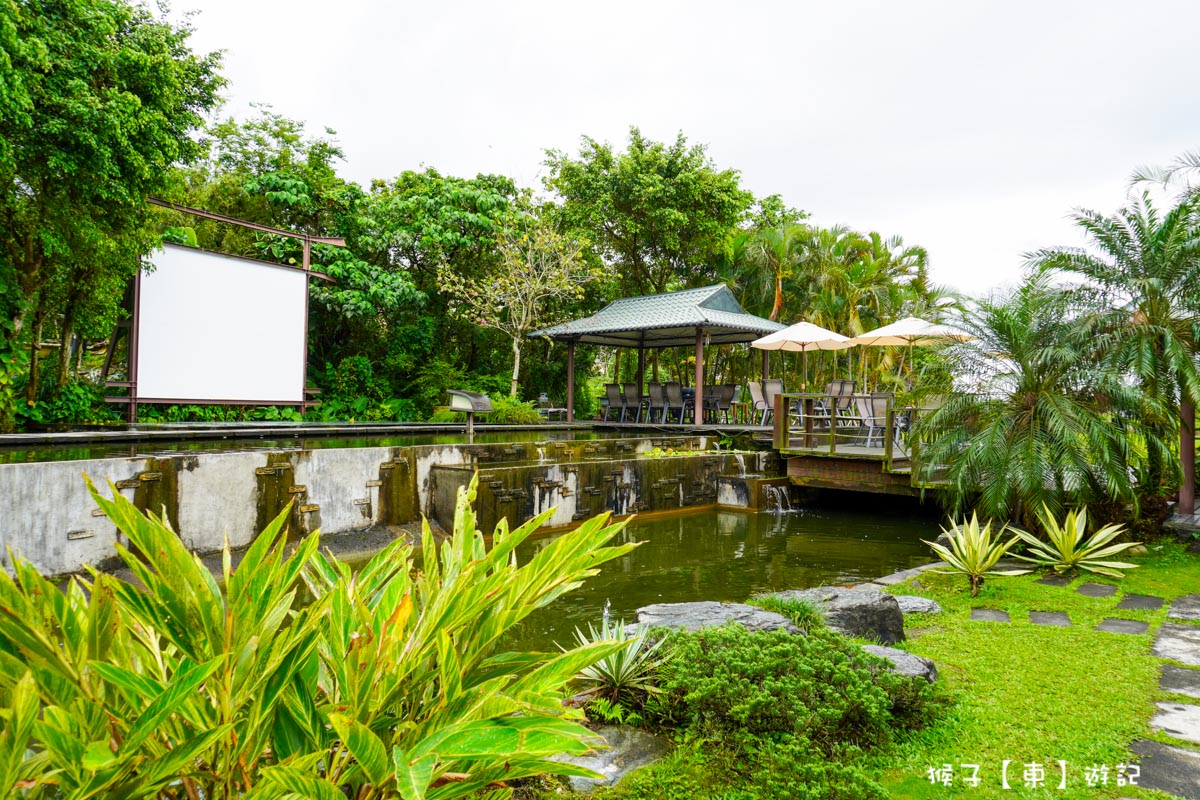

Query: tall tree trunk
[57,301,77,389]
[770,272,783,321]
[25,312,42,403]
[510,336,521,398]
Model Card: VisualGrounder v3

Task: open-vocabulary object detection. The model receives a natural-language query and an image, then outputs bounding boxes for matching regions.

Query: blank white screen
[136,245,308,403]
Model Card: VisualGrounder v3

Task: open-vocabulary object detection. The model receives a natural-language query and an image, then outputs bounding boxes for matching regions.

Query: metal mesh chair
[647,382,667,423]
[621,382,642,422]
[664,381,687,423]
[603,384,623,421]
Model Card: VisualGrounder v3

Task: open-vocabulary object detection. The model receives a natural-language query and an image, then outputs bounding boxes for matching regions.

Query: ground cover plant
[530,623,946,800]
[0,474,638,799]
[871,543,1199,800]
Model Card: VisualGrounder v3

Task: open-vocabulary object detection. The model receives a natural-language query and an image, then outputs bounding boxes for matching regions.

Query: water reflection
[507,504,939,650]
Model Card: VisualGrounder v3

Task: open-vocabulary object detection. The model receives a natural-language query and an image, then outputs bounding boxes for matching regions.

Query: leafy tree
[1029,193,1200,501]
[439,206,595,397]
[544,127,753,295]
[914,276,1158,525]
[0,0,223,428]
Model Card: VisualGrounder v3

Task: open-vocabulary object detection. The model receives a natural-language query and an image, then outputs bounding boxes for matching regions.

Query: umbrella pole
[802,350,808,392]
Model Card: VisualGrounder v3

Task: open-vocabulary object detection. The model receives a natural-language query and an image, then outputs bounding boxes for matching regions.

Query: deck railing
[771,392,931,472]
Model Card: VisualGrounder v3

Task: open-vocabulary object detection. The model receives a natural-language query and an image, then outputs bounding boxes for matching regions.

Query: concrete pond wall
[0,435,786,578]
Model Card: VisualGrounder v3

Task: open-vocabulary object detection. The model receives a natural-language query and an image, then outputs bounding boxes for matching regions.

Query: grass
[746,593,826,632]
[874,541,1200,799]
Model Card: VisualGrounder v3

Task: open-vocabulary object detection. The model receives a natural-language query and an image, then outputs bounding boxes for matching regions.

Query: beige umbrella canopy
[752,321,854,391]
[848,316,972,387]
[848,316,971,347]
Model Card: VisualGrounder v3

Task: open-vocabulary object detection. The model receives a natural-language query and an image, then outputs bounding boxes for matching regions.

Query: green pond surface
[505,503,940,651]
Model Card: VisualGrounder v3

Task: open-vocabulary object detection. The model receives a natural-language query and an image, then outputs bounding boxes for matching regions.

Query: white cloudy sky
[181,0,1200,297]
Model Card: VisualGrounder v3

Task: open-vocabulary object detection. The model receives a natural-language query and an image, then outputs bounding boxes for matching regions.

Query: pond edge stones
[767,586,906,644]
[628,601,804,635]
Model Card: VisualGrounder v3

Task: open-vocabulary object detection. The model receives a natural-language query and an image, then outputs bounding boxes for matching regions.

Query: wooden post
[772,391,785,448]
[694,327,704,425]
[566,340,575,423]
[1182,399,1195,515]
[761,349,769,381]
[637,344,646,422]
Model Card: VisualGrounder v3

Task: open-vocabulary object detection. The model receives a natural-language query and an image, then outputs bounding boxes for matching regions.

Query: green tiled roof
[530,284,785,348]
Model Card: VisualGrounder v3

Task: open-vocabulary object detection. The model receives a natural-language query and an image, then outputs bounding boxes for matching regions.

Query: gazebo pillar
[566,340,575,423]
[694,327,704,425]
[637,343,646,421]
[761,349,769,381]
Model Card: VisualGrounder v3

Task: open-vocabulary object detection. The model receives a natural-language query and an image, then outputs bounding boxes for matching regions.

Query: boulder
[861,644,939,682]
[893,595,943,615]
[550,725,671,793]
[769,586,905,644]
[627,601,803,635]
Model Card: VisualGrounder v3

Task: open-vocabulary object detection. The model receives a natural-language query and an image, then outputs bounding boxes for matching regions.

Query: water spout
[734,453,747,478]
[763,485,794,515]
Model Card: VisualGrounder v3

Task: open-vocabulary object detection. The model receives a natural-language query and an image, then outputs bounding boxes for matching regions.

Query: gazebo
[531,284,786,423]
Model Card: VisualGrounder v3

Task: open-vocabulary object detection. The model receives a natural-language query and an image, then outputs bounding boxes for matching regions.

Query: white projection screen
[135,244,308,404]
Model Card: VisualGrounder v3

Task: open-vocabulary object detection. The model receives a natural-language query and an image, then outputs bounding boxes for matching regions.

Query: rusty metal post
[1182,399,1195,515]
[694,328,704,425]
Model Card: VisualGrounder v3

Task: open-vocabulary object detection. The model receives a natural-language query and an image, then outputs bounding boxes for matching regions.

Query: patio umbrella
[848,316,972,388]
[751,321,854,391]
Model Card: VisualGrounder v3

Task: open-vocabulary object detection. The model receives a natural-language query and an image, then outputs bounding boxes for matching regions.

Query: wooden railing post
[773,392,786,449]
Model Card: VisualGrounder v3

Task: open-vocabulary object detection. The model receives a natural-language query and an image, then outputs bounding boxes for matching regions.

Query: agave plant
[923,513,1029,596]
[571,613,667,708]
[1010,504,1140,577]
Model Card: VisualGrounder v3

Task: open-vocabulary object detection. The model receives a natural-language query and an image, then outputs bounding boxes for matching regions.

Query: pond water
[505,500,940,651]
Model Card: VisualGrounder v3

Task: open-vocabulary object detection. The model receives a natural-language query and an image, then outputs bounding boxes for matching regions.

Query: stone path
[962,580,1200,798]
[1077,581,1118,598]
[1140,593,1200,799]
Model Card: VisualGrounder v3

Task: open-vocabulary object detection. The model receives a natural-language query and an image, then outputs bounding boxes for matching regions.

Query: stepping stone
[1151,702,1200,745]
[1036,574,1071,586]
[1095,618,1149,634]
[1118,593,1165,611]
[1129,739,1200,800]
[1161,665,1200,699]
[1077,582,1118,598]
[970,608,1010,623]
[1170,594,1200,622]
[1029,611,1071,627]
[893,595,942,615]
[1156,623,1200,667]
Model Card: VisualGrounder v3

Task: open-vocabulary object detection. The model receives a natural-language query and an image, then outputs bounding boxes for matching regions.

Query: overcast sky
[182,0,1200,298]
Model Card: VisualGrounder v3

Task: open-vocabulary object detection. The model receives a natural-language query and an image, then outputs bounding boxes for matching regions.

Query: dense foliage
[0,474,638,798]
[635,625,944,800]
[0,0,223,428]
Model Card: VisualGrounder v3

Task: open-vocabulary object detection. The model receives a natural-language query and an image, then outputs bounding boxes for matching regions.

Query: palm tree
[1028,193,1200,508]
[745,222,806,321]
[913,277,1159,526]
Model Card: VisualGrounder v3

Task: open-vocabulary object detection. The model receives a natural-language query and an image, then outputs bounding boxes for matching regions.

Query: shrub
[1010,504,1140,577]
[924,513,1029,596]
[650,624,944,800]
[0,474,637,798]
[570,615,667,711]
[485,396,545,424]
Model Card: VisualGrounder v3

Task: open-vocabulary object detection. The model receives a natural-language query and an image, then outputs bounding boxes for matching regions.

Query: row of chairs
[602,382,744,424]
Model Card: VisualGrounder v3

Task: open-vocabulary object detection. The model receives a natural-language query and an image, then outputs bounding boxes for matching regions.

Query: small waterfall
[763,485,794,514]
[734,453,747,477]
[537,446,547,463]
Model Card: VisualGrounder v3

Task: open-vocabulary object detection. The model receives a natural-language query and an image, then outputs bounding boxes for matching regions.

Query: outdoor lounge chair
[747,381,768,425]
[762,379,784,425]
[853,393,890,448]
[622,382,644,422]
[603,384,623,421]
[647,382,667,423]
[714,384,738,424]
[664,381,688,423]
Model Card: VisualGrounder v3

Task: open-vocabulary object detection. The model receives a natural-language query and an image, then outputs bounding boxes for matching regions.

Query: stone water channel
[1,426,942,653]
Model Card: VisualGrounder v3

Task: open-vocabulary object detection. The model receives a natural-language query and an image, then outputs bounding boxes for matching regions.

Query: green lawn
[875,542,1200,799]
